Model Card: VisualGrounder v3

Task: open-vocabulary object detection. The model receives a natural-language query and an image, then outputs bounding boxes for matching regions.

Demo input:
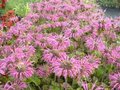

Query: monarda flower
[13,46,35,60]
[52,56,80,78]
[9,60,34,80]
[1,45,13,57]
[0,60,7,75]
[81,81,104,90]
[4,80,27,90]
[25,13,40,22]
[102,18,112,31]
[34,34,46,48]
[85,36,106,52]
[107,46,120,66]
[43,49,67,63]
[16,33,34,45]
[43,34,70,50]
[78,56,99,78]
[83,55,100,69]
[45,36,59,49]
[109,73,120,90]
[36,65,52,78]
[55,35,71,50]
[64,27,84,39]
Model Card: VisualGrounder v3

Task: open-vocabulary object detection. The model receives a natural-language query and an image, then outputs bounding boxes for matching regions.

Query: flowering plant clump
[0,0,120,89]
[0,10,20,28]
[0,0,7,9]
[0,0,21,29]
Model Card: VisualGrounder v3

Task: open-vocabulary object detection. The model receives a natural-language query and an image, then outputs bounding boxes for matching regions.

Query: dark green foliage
[98,0,120,8]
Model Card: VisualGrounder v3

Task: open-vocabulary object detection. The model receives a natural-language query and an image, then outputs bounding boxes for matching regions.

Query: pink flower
[1,0,120,89]
[0,24,3,31]
[37,65,52,77]
[21,46,35,58]
[83,55,100,69]
[85,36,106,52]
[9,60,34,80]
[78,59,93,78]
[54,35,71,50]
[82,81,104,90]
[52,55,80,78]
[43,49,67,63]
[104,18,112,30]
[36,34,70,50]
[1,45,13,57]
[13,47,25,60]
[9,16,19,23]
[35,34,47,48]
[109,73,120,90]
[82,82,88,90]
[64,27,84,39]
[107,46,120,67]
[16,33,34,45]
[78,55,100,78]
[0,60,7,75]
[4,80,27,90]
[103,30,117,40]
[13,46,35,60]
[45,36,59,49]
[25,13,40,22]
[8,20,32,37]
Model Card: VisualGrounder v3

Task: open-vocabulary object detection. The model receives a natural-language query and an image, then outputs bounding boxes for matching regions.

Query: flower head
[107,46,120,67]
[78,55,100,78]
[82,81,104,90]
[43,49,67,63]
[52,56,80,78]
[109,73,120,90]
[86,36,106,52]
[4,80,27,90]
[37,65,52,77]
[9,60,34,80]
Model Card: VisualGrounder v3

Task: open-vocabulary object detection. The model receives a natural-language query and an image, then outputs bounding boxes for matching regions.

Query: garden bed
[0,0,120,90]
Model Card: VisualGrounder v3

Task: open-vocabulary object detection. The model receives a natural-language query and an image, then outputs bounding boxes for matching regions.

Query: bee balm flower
[9,60,34,80]
[109,73,120,90]
[52,56,80,78]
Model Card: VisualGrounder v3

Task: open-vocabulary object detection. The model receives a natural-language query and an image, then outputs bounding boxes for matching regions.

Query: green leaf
[51,81,59,87]
[50,86,61,90]
[94,66,105,81]
[92,50,102,57]
[77,88,83,90]
[42,85,49,90]
[42,78,51,85]
[26,75,41,86]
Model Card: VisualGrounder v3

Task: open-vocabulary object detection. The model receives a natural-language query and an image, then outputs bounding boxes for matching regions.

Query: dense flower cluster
[0,0,120,89]
[0,10,20,28]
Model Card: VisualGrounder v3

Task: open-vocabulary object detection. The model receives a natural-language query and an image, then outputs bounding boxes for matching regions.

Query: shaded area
[101,6,120,18]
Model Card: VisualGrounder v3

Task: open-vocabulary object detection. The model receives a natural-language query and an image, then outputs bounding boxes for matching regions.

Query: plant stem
[65,78,68,90]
